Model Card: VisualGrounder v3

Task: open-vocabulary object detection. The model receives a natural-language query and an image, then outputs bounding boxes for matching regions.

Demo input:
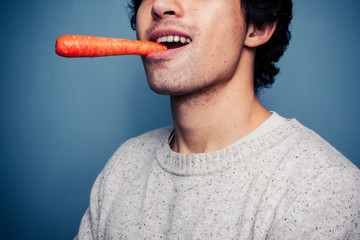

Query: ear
[244,21,278,48]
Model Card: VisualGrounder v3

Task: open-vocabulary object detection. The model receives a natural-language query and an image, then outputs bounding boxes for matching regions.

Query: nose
[151,0,184,20]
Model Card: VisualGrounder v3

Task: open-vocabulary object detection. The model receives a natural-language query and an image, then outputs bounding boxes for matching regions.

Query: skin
[136,0,277,154]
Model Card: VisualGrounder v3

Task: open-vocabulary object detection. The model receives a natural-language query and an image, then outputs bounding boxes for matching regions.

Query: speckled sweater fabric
[75,113,360,239]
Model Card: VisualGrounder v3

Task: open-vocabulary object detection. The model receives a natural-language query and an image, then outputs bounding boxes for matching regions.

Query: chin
[148,83,188,96]
[146,76,189,96]
[145,69,212,97]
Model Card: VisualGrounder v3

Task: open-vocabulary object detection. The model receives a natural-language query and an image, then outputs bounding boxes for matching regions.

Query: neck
[170,49,270,154]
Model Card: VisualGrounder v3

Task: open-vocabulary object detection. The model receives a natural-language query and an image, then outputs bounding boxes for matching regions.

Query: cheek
[202,26,245,70]
[135,5,150,40]
[197,28,245,84]
[198,10,245,61]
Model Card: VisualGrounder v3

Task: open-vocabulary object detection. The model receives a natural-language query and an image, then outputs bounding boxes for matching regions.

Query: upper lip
[149,28,192,42]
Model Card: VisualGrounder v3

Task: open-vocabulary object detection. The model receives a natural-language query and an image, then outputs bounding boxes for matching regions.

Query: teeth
[156,35,191,44]
[167,36,174,42]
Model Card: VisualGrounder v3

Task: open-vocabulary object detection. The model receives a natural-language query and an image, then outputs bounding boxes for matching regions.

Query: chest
[102,162,290,239]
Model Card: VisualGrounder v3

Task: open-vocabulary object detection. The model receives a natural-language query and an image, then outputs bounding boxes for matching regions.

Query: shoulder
[117,126,173,155]
[277,118,356,170]
[90,126,173,200]
[277,118,360,189]
[107,126,173,165]
[99,126,173,177]
[267,119,360,238]
[128,126,173,145]
[267,117,360,211]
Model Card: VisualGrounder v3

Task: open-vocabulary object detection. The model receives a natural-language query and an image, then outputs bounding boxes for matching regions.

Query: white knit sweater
[75,113,360,239]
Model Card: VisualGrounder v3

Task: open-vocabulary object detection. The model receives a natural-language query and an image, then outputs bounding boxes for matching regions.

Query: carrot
[55,35,167,57]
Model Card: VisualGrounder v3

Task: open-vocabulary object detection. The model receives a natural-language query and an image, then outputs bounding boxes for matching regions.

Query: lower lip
[146,45,188,60]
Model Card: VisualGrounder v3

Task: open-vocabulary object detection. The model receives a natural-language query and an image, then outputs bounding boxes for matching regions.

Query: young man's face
[136,0,248,96]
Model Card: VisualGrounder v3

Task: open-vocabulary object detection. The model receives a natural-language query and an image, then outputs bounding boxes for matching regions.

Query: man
[75,0,360,239]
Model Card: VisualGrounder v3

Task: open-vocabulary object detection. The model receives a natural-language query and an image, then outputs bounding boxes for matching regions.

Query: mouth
[146,29,192,60]
[154,35,192,50]
[149,28,192,50]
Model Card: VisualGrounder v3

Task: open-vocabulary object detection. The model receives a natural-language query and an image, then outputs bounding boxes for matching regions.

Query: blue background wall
[0,0,359,239]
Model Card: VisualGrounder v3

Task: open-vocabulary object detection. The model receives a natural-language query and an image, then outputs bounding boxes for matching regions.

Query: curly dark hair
[128,0,293,93]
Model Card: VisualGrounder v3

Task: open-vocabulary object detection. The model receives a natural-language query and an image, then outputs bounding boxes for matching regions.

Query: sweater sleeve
[74,144,126,240]
[268,164,360,240]
[74,166,106,240]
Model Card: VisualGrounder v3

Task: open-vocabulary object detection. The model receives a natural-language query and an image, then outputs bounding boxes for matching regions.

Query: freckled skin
[136,0,247,97]
[136,0,272,154]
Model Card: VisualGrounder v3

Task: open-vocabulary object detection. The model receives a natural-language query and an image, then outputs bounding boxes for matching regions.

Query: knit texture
[75,113,360,239]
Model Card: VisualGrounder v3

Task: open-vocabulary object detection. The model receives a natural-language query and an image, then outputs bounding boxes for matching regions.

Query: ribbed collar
[156,113,301,176]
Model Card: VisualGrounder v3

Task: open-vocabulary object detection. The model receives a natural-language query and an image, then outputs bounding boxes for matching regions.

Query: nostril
[151,10,175,19]
[164,11,175,15]
[152,9,161,19]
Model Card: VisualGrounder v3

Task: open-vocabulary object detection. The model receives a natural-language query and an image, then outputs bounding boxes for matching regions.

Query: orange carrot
[55,35,167,57]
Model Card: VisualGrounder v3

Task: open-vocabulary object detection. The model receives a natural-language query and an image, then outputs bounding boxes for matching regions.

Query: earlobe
[244,21,278,48]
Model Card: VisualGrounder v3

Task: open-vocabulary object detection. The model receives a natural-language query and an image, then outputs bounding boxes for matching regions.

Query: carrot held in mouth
[55,35,167,58]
